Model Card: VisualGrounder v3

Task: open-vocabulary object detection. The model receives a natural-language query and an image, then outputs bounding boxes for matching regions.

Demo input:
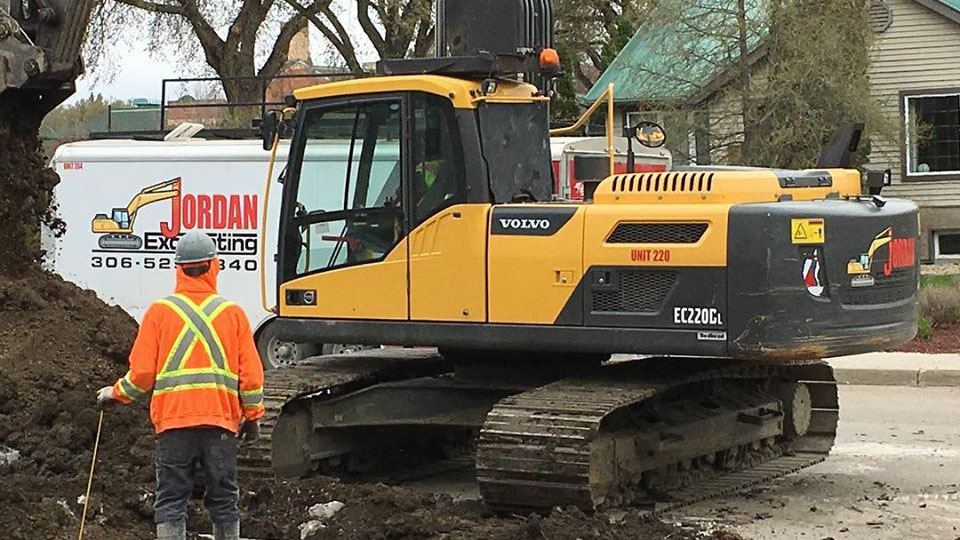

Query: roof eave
[913,0,960,24]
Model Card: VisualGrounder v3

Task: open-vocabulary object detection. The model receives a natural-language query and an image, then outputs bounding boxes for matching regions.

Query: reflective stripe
[152,294,242,398]
[158,294,230,371]
[201,295,230,316]
[156,366,237,380]
[240,388,264,408]
[164,326,196,372]
[154,382,238,396]
[118,373,147,399]
[154,371,238,393]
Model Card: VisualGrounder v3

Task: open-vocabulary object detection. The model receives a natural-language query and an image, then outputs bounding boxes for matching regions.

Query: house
[582,0,765,165]
[866,0,960,261]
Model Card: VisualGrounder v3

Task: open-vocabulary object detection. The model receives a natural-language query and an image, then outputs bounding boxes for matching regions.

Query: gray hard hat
[175,230,217,264]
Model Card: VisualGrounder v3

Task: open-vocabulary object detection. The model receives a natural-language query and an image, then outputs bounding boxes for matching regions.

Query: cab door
[407,93,488,322]
[279,96,409,320]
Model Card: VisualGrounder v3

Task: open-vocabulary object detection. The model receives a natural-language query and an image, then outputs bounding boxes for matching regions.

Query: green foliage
[551,0,653,121]
[917,314,932,340]
[40,94,127,142]
[920,274,960,288]
[745,0,891,169]
[552,40,586,121]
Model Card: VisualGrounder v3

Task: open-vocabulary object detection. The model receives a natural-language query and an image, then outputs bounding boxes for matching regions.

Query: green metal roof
[583,0,766,105]
[934,0,960,12]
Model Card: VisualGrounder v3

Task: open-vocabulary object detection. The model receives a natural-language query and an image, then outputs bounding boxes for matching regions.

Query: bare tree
[283,0,433,74]
[91,0,312,103]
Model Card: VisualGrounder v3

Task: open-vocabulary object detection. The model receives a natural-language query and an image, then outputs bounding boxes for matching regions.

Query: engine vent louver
[610,172,715,193]
[592,270,677,313]
[607,222,708,244]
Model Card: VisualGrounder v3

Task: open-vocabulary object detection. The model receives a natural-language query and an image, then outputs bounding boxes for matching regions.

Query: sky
[65,4,376,107]
[68,48,183,105]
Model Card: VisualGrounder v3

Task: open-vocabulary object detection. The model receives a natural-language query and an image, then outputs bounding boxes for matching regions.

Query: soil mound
[0,266,152,540]
[0,91,65,274]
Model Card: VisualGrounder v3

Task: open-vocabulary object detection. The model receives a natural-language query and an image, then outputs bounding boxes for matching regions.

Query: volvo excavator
[248,0,919,513]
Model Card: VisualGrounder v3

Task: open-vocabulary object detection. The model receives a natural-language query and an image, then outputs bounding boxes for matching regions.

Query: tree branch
[285,0,364,74]
[258,13,308,78]
[113,0,182,15]
[356,0,386,56]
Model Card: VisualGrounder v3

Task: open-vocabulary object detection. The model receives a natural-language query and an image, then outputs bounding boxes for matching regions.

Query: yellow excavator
[246,0,919,513]
[91,178,181,249]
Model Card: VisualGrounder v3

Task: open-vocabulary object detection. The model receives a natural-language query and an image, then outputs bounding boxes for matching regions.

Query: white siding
[867,0,960,206]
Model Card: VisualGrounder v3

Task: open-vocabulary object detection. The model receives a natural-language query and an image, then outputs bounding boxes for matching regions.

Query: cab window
[289,99,403,275]
[410,94,465,225]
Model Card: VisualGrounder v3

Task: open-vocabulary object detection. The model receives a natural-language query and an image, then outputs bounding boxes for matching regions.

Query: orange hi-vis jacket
[112,260,265,433]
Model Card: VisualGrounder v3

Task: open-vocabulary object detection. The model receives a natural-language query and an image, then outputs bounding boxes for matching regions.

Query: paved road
[406,385,960,538]
[668,385,960,540]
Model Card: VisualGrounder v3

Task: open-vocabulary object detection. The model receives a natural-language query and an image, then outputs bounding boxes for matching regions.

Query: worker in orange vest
[96,230,265,540]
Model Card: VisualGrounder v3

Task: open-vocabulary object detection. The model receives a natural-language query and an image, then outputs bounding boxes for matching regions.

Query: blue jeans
[154,427,239,525]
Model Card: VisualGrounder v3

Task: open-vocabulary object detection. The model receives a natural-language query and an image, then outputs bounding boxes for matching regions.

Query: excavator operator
[96,230,265,540]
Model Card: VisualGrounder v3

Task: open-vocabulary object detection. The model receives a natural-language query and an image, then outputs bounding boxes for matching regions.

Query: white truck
[45,134,670,368]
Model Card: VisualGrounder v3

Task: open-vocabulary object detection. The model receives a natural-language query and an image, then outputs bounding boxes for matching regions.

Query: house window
[905,93,960,177]
[934,231,960,259]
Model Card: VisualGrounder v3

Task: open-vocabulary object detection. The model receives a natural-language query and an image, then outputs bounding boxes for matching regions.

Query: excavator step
[238,348,451,476]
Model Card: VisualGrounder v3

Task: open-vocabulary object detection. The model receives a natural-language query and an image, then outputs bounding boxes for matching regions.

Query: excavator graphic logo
[847,227,892,277]
[91,178,181,250]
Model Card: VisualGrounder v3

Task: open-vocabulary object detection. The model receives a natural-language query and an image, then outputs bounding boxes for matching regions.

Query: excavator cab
[111,208,131,229]
[270,58,559,323]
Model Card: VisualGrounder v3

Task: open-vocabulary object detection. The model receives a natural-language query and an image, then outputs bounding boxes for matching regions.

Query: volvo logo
[490,207,577,236]
[499,218,551,230]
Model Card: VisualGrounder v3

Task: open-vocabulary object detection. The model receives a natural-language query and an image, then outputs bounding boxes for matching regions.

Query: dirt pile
[0,266,153,539]
[0,91,65,273]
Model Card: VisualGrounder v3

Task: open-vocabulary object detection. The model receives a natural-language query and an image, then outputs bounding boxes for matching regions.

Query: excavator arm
[1,0,97,112]
[125,179,181,222]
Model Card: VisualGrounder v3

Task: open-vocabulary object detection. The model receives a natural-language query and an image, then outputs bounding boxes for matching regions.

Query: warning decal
[791,218,825,245]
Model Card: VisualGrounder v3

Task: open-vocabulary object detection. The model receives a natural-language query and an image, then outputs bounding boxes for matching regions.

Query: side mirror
[632,121,666,148]
[260,110,281,151]
[866,167,892,196]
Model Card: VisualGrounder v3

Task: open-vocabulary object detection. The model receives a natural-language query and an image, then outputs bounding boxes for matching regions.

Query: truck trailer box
[45,136,670,367]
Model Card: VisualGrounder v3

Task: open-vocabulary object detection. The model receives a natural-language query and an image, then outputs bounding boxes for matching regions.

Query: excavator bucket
[0,0,97,111]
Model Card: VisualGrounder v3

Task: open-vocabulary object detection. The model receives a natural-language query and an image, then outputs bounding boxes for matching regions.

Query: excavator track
[238,348,451,476]
[476,358,837,513]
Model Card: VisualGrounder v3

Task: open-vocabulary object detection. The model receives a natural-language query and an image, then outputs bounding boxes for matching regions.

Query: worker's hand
[237,420,260,443]
[96,386,118,410]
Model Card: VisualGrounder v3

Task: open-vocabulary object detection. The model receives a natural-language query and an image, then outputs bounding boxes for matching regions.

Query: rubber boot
[213,521,240,540]
[156,520,186,540]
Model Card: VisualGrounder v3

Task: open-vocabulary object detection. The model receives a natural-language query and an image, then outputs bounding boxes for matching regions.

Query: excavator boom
[126,178,181,218]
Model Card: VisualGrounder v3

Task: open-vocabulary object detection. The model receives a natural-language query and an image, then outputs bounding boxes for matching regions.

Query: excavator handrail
[549,83,615,177]
[260,107,295,313]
